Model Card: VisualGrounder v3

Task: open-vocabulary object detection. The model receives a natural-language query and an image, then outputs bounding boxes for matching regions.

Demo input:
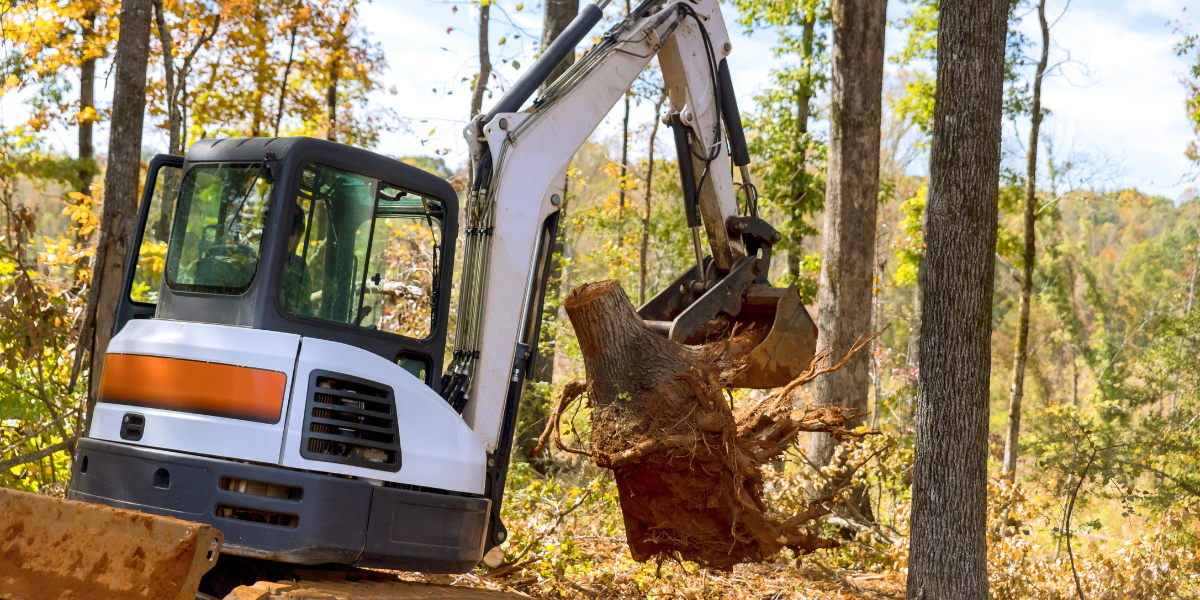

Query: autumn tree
[906,0,1009,597]
[1002,0,1050,482]
[2,1,115,193]
[149,0,392,149]
[150,0,221,155]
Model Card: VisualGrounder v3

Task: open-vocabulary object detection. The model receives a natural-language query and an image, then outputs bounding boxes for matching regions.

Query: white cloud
[1011,0,1194,197]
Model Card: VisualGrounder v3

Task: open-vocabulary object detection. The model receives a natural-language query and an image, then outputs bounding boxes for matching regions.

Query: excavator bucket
[0,486,223,600]
[639,261,818,390]
[725,283,818,389]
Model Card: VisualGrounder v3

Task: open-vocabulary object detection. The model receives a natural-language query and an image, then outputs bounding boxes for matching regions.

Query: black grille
[299,370,401,472]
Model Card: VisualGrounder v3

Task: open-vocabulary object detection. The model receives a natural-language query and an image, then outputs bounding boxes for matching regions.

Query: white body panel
[94,320,487,495]
[280,337,487,495]
[90,319,300,464]
[463,0,739,451]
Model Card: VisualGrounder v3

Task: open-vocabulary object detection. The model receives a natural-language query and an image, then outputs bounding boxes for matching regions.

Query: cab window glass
[281,163,442,340]
[129,163,181,304]
[165,163,272,295]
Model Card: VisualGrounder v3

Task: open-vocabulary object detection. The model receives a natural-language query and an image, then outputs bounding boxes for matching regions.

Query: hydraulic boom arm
[442,7,817,537]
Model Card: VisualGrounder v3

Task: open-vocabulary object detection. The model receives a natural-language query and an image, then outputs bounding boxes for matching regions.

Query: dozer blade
[725,283,818,389]
[0,486,223,600]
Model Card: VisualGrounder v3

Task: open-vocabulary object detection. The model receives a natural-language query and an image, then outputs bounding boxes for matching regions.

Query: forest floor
[221,537,905,600]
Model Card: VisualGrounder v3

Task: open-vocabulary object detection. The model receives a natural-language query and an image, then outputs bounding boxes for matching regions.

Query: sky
[5,0,1198,200]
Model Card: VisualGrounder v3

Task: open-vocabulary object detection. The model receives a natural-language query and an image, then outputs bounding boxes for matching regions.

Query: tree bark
[906,0,1008,597]
[809,0,887,467]
[152,0,177,151]
[1002,0,1049,482]
[325,8,351,141]
[906,205,928,420]
[619,90,631,211]
[78,10,97,193]
[275,19,299,137]
[250,7,268,138]
[85,0,154,413]
[639,91,667,305]
[470,3,491,118]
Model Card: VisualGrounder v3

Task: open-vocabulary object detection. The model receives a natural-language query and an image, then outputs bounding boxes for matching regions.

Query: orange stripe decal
[98,354,287,424]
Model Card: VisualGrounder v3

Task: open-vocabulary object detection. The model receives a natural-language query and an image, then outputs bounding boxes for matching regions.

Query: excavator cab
[72,138,492,577]
[114,138,455,383]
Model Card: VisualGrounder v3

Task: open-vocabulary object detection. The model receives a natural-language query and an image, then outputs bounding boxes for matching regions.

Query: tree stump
[551,280,867,569]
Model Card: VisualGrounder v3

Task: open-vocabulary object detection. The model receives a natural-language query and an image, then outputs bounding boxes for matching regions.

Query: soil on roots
[537,280,875,570]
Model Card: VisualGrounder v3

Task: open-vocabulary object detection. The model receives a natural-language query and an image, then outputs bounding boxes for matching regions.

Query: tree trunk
[785,14,816,282]
[250,8,268,138]
[539,0,580,94]
[906,0,1009,597]
[809,0,887,468]
[552,280,865,569]
[275,21,299,137]
[906,205,928,420]
[78,10,97,193]
[154,2,219,154]
[85,0,154,414]
[639,91,667,305]
[470,3,491,118]
[321,4,352,142]
[1002,0,1049,483]
[152,0,177,153]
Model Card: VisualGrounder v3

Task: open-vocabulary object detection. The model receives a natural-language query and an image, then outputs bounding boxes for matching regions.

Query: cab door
[113,154,184,335]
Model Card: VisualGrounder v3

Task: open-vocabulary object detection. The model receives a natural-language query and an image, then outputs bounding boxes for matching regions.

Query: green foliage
[0,127,91,495]
[891,185,925,288]
[735,0,829,283]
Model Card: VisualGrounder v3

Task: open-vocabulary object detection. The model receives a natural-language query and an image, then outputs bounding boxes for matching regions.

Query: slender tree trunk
[639,91,667,305]
[809,0,888,467]
[250,8,268,137]
[906,0,1009,596]
[325,10,350,142]
[275,20,299,137]
[616,0,631,242]
[1003,0,1049,482]
[786,14,816,281]
[75,9,98,281]
[78,10,97,193]
[470,3,491,118]
[619,91,631,208]
[85,0,154,417]
[152,0,180,154]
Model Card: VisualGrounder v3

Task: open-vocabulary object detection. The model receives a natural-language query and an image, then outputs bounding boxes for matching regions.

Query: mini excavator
[59,0,816,579]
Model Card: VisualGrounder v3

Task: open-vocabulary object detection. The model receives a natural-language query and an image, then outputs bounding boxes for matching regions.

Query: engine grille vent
[299,370,401,472]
